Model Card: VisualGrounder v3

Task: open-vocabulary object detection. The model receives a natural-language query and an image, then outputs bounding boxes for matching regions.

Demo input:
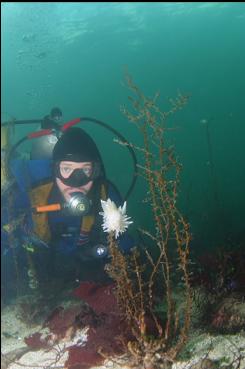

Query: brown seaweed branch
[106,73,192,368]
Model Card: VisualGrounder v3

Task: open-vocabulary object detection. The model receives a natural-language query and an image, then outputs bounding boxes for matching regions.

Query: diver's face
[56,161,93,202]
[52,115,62,124]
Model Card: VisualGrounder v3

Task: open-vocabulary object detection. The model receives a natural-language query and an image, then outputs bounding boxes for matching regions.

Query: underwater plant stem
[109,73,193,366]
[107,232,138,327]
[142,125,174,342]
[4,198,21,299]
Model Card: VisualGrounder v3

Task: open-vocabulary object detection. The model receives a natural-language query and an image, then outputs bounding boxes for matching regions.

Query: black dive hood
[3,117,138,202]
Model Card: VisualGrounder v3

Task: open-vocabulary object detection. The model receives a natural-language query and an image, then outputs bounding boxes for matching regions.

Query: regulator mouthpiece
[67,192,91,215]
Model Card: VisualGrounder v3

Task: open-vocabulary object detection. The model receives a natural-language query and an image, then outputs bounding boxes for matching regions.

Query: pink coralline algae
[24,282,132,369]
[73,281,119,314]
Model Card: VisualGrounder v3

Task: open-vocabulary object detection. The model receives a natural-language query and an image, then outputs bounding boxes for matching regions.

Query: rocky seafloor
[1,286,245,369]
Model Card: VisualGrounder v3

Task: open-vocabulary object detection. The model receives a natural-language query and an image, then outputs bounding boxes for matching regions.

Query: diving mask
[55,162,101,187]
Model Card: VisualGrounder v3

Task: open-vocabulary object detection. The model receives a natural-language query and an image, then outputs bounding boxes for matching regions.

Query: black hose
[3,117,138,200]
[2,119,42,126]
[79,117,138,201]
[6,136,28,179]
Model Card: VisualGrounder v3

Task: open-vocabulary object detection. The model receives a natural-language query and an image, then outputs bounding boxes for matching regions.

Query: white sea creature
[100,199,133,238]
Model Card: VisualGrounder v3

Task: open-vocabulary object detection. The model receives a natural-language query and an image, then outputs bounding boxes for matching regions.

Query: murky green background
[2,2,245,252]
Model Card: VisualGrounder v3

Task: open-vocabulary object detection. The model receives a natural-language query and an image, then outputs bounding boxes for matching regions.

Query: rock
[1,347,31,369]
[190,358,217,369]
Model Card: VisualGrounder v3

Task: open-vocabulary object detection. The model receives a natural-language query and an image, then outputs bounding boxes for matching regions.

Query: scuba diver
[41,107,63,129]
[1,115,137,297]
[30,126,135,283]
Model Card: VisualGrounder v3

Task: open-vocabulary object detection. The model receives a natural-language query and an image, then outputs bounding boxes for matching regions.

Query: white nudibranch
[99,199,133,238]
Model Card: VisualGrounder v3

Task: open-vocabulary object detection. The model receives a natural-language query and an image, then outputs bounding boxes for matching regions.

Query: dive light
[92,244,108,258]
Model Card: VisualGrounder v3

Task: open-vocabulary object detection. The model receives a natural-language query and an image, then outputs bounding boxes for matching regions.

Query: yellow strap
[81,215,94,232]
[1,126,11,186]
[29,182,53,242]
[100,182,107,200]
[1,125,10,149]
[30,181,108,240]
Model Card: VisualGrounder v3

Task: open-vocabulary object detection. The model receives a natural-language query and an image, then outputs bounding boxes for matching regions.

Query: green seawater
[2,2,245,252]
